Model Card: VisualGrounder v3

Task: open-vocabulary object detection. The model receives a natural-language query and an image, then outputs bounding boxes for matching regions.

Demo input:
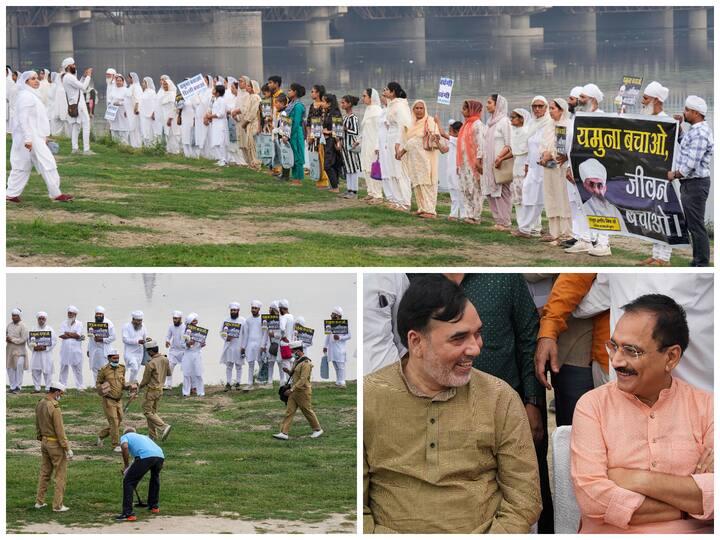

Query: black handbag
[279,383,291,403]
[268,342,279,357]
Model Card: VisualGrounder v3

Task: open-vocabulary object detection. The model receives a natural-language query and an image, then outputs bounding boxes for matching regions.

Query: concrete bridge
[6,6,713,69]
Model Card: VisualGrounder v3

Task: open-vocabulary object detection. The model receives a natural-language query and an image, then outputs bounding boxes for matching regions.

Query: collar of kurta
[398,360,457,402]
[617,376,678,410]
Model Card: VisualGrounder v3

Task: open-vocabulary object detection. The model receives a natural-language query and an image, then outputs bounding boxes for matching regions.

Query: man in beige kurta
[7,308,29,393]
[363,274,541,533]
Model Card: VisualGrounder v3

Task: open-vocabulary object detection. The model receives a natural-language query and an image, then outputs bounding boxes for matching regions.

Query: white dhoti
[7,137,62,199]
[7,355,26,391]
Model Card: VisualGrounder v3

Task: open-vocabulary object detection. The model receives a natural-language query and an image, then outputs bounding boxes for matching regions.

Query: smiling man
[571,294,713,533]
[363,274,541,533]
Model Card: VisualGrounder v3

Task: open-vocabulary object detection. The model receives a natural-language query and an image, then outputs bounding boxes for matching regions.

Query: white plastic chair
[552,425,581,533]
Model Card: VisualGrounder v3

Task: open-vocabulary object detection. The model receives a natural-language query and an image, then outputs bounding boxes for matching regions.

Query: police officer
[96,350,137,452]
[138,339,172,441]
[273,341,323,440]
[34,382,72,512]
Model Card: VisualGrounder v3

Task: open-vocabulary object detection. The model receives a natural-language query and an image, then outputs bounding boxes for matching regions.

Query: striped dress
[341,113,362,174]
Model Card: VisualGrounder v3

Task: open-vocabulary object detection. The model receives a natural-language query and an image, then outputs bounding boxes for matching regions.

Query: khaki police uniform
[139,354,170,439]
[95,363,132,446]
[280,355,321,434]
[35,396,69,510]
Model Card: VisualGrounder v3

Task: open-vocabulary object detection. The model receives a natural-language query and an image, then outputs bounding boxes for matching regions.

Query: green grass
[6,383,356,531]
[6,135,703,266]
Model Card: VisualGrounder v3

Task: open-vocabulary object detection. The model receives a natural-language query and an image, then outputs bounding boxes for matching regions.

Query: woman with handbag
[482,94,513,230]
[339,95,362,198]
[395,100,448,218]
[360,88,384,204]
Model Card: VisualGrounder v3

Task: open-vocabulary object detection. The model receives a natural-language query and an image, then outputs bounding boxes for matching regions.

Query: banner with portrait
[570,112,688,246]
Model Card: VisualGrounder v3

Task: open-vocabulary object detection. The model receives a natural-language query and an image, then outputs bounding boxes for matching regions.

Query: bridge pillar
[686,8,708,29]
[334,11,425,42]
[289,7,344,46]
[598,8,673,31]
[49,23,74,70]
[534,8,596,33]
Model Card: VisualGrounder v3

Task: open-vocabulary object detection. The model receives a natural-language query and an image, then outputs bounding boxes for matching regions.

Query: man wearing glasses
[570,294,713,533]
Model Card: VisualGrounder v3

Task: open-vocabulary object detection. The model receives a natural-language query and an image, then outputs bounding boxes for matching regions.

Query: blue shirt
[677,121,714,178]
[120,432,165,460]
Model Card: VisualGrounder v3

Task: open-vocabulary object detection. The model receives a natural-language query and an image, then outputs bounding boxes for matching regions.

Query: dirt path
[15,512,355,534]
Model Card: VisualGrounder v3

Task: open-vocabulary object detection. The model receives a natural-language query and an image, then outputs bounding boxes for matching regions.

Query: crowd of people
[363,273,713,534]
[6,59,714,265]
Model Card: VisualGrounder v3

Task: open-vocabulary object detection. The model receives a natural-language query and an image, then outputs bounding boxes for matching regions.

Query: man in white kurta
[294,316,313,357]
[6,308,29,393]
[182,313,205,397]
[220,302,246,389]
[60,57,93,155]
[58,305,86,389]
[241,300,263,388]
[323,306,352,388]
[87,306,116,386]
[261,301,281,387]
[30,312,57,392]
[277,299,295,385]
[7,70,73,203]
[164,310,185,389]
[122,310,147,384]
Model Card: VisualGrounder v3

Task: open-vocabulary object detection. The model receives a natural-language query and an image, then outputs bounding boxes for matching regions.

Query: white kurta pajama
[87,319,116,385]
[30,325,57,391]
[62,71,92,152]
[278,313,295,384]
[220,316,246,385]
[50,73,68,136]
[6,321,30,391]
[240,315,263,386]
[445,136,466,219]
[122,322,147,383]
[324,329,352,387]
[158,79,181,154]
[59,318,86,389]
[208,96,229,165]
[127,73,143,148]
[517,128,545,234]
[164,322,186,388]
[385,98,413,209]
[7,79,63,200]
[179,98,197,158]
[139,79,159,146]
[182,336,205,397]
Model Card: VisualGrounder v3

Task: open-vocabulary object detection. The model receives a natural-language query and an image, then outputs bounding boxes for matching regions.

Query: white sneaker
[588,244,612,257]
[71,149,79,154]
[216,160,227,167]
[34,503,47,509]
[565,240,593,254]
[96,436,103,447]
[53,505,70,512]
[161,424,172,442]
[272,432,289,440]
[113,446,122,453]
[310,429,324,439]
[83,150,96,156]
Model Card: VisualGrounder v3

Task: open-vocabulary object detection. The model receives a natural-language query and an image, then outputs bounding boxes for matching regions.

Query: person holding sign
[261,301,282,387]
[294,316,314,354]
[58,305,86,390]
[87,306,116,386]
[321,93,344,193]
[323,306,351,388]
[6,71,73,203]
[30,311,57,393]
[220,302,246,391]
[384,82,413,211]
[182,313,206,397]
[456,99,486,224]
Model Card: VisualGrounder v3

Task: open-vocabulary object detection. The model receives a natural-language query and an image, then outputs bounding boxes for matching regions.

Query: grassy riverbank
[6,136,703,266]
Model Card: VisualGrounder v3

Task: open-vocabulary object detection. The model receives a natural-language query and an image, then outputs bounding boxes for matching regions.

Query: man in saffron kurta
[571,294,713,533]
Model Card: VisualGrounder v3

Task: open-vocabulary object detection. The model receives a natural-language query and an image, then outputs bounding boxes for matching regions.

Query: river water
[6,273,357,385]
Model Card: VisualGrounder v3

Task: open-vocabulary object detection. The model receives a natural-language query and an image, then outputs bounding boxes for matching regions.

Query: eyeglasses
[531,104,546,109]
[605,340,665,360]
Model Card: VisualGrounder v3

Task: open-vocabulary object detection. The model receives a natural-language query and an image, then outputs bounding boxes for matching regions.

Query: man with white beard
[182,313,205,397]
[104,68,117,133]
[88,306,116,386]
[294,316,313,356]
[164,310,185,390]
[220,302,246,391]
[30,312,57,392]
[277,299,295,385]
[637,81,675,267]
[323,306,352,388]
[6,308,29,394]
[122,311,147,384]
[241,300,263,389]
[261,301,281,388]
[58,305,86,389]
[61,58,94,155]
[6,71,74,203]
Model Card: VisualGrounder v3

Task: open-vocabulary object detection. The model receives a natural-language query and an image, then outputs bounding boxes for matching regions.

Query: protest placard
[177,74,206,101]
[324,319,349,335]
[437,77,454,106]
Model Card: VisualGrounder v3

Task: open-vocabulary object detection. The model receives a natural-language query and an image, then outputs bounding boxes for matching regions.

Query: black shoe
[224,383,231,392]
[233,383,241,389]
[559,238,577,249]
[115,513,137,521]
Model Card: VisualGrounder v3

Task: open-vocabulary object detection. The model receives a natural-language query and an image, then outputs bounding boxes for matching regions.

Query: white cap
[569,86,584,99]
[95,306,106,314]
[295,316,306,326]
[643,81,669,103]
[36,311,48,318]
[685,95,707,116]
[332,306,344,317]
[269,301,279,310]
[172,310,183,318]
[289,340,304,350]
[186,313,198,324]
[579,158,607,183]
[107,349,120,357]
[67,305,79,314]
[49,382,66,392]
[229,302,241,310]
[251,300,263,309]
[11,308,22,316]
[105,68,116,76]
[61,57,75,70]
[131,310,144,320]
[279,299,290,309]
[582,83,604,103]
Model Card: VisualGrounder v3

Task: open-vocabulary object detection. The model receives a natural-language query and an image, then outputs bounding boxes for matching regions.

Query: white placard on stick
[104,104,119,121]
[177,73,206,101]
[437,77,454,106]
